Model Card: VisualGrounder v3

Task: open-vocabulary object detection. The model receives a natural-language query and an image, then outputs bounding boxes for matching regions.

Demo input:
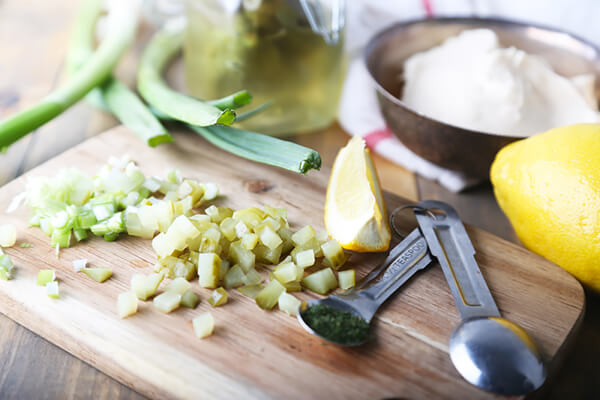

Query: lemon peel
[325,136,391,252]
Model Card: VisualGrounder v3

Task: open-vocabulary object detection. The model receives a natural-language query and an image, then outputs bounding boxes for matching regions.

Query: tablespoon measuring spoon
[297,227,432,346]
[413,200,547,396]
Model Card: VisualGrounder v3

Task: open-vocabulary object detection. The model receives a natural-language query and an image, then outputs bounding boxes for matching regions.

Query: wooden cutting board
[0,126,584,399]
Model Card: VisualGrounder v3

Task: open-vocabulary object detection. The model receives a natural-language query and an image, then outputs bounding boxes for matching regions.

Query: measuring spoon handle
[356,228,432,307]
[414,201,501,320]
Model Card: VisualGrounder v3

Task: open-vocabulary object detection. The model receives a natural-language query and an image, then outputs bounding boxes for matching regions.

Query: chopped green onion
[46,281,60,299]
[137,20,235,127]
[73,259,88,272]
[0,253,15,280]
[0,1,142,149]
[37,269,56,286]
[0,224,17,247]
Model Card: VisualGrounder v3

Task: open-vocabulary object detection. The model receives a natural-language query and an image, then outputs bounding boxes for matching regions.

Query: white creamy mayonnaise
[401,29,600,137]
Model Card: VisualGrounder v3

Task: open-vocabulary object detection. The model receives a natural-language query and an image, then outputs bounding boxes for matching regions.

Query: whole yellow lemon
[491,123,600,291]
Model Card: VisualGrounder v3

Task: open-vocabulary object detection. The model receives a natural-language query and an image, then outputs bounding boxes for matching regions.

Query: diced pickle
[232,207,264,227]
[263,205,287,221]
[338,269,356,290]
[237,284,265,298]
[131,272,164,300]
[208,287,228,307]
[257,216,282,233]
[181,290,200,308]
[257,225,282,250]
[302,268,338,295]
[273,261,298,283]
[278,292,302,316]
[228,241,255,273]
[278,227,295,255]
[205,206,233,224]
[173,261,196,280]
[201,182,219,201]
[153,291,182,313]
[219,259,230,281]
[243,268,262,286]
[224,264,245,289]
[283,280,302,292]
[294,249,315,268]
[255,279,285,310]
[219,217,238,242]
[197,253,221,288]
[321,239,349,270]
[235,221,250,238]
[118,291,138,318]
[193,312,214,339]
[152,233,172,258]
[166,277,192,295]
[241,233,259,250]
[253,243,282,265]
[81,267,113,283]
[291,225,316,247]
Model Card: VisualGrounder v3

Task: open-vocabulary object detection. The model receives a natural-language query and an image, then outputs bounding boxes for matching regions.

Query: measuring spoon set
[298,200,547,396]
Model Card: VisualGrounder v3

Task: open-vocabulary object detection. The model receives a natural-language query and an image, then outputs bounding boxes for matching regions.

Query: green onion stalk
[137,19,237,127]
[0,0,142,149]
[66,0,172,147]
[139,22,322,174]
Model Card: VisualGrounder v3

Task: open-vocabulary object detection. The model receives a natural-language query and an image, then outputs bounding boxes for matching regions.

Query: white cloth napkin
[338,0,600,192]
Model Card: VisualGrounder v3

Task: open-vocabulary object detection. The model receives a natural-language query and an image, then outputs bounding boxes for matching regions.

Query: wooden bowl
[365,17,600,179]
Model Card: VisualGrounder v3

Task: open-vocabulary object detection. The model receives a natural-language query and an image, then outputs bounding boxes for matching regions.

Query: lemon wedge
[325,136,391,252]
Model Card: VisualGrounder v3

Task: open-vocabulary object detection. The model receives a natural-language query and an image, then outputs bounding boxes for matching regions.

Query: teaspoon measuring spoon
[413,200,546,396]
[297,227,432,346]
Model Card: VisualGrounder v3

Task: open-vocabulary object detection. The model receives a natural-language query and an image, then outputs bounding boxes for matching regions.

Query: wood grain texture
[0,313,145,400]
[0,126,584,400]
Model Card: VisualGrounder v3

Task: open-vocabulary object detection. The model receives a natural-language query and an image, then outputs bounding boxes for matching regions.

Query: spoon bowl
[297,297,373,347]
[449,317,547,396]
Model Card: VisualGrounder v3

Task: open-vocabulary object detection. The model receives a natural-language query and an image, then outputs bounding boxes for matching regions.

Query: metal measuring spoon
[413,200,546,396]
[297,228,432,346]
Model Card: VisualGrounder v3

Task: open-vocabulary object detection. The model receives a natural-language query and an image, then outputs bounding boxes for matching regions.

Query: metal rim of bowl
[363,16,600,140]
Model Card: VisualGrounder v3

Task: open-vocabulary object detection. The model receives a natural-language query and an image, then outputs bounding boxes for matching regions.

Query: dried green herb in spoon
[301,304,370,345]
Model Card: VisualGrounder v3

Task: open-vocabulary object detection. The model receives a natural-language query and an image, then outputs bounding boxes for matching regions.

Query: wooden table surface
[0,1,598,399]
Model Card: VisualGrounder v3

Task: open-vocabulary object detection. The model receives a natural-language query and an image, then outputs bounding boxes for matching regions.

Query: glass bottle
[184,0,347,136]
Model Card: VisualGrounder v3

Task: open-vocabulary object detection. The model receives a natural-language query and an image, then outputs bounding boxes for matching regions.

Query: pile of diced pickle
[18,156,357,339]
[121,198,357,336]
